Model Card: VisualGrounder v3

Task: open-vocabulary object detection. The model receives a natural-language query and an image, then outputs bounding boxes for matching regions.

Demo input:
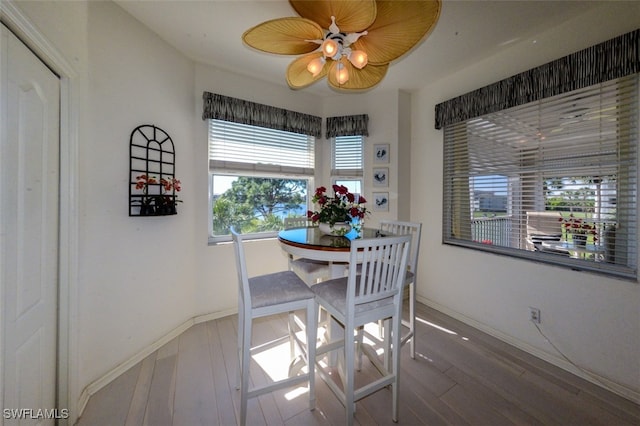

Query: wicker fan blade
[289,0,377,32]
[286,52,329,89]
[327,58,388,92]
[242,17,324,55]
[353,0,441,64]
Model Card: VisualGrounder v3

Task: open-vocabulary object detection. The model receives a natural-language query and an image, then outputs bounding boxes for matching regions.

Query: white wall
[80,0,198,399]
[9,0,199,419]
[412,2,640,401]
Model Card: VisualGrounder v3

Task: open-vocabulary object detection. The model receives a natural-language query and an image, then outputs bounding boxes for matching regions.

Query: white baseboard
[76,308,237,418]
[416,295,640,405]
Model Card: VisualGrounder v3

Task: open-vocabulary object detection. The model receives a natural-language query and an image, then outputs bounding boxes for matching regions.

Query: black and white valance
[202,92,322,138]
[326,114,369,138]
[435,29,640,129]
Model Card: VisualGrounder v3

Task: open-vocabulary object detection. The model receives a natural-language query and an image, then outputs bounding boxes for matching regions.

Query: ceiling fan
[242,0,441,92]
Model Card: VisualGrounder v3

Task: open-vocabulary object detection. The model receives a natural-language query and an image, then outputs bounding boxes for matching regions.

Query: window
[443,75,638,279]
[208,119,315,241]
[332,134,364,191]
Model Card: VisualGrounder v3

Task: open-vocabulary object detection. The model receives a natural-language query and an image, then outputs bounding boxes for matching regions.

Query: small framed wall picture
[374,144,389,163]
[373,192,389,212]
[373,167,388,186]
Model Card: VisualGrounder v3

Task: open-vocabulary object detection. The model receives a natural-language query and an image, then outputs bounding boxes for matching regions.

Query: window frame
[442,75,639,281]
[208,119,316,244]
[331,134,364,196]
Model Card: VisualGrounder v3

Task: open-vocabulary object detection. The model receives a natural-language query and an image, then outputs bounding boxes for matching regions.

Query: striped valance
[435,29,640,129]
[202,92,322,138]
[326,114,369,138]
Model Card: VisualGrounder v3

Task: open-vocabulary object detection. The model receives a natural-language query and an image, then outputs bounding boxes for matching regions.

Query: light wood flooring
[77,303,640,425]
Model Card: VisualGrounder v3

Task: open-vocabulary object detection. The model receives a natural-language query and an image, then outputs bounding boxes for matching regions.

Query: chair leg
[236,305,244,390]
[391,317,401,423]
[307,300,318,411]
[384,318,391,373]
[239,314,252,426]
[288,312,296,358]
[345,322,356,426]
[409,282,416,359]
[355,326,364,371]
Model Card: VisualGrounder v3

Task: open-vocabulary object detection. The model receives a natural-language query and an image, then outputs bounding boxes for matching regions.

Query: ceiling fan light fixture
[321,38,340,58]
[335,62,349,85]
[242,0,441,92]
[348,49,368,69]
[307,56,326,76]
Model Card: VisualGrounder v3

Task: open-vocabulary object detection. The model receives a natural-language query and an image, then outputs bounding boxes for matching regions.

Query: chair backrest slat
[231,227,251,310]
[284,217,313,229]
[380,220,422,276]
[348,234,412,307]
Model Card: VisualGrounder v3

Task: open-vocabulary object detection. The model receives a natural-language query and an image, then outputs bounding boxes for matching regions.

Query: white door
[1,23,60,423]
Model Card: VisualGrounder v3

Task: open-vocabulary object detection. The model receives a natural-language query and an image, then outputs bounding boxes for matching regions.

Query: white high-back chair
[283,216,309,229]
[380,220,422,359]
[312,234,412,425]
[231,228,317,426]
[283,217,332,284]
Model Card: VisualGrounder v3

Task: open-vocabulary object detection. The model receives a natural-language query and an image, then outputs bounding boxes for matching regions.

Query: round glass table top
[278,227,388,251]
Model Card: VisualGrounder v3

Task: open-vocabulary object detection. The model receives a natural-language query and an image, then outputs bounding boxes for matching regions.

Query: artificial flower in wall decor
[135,174,157,198]
[242,0,441,92]
[135,174,182,215]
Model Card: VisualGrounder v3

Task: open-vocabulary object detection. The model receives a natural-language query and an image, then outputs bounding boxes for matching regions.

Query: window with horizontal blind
[443,74,638,279]
[332,134,364,195]
[208,119,314,241]
[332,135,363,175]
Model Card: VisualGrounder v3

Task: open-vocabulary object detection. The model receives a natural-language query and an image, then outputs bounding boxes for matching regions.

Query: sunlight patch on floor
[252,339,295,382]
[285,385,309,401]
[416,316,458,335]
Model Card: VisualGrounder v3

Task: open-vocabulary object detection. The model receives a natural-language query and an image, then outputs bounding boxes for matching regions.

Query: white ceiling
[114,0,600,97]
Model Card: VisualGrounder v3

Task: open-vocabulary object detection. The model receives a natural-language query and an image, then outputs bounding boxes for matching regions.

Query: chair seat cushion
[249,271,315,309]
[312,277,394,317]
[290,258,330,274]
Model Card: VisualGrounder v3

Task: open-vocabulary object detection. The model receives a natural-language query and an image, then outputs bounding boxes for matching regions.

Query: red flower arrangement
[558,213,597,240]
[307,185,368,227]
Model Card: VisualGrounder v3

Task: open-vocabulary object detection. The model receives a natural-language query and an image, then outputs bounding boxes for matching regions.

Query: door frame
[1,2,79,424]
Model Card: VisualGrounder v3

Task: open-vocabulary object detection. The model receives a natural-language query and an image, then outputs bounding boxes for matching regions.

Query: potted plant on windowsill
[559,213,597,246]
[307,185,368,236]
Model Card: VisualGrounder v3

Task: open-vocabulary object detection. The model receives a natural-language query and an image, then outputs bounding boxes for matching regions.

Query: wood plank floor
[77,303,640,425]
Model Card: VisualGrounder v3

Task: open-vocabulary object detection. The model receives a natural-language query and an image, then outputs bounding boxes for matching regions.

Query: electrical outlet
[529,307,541,324]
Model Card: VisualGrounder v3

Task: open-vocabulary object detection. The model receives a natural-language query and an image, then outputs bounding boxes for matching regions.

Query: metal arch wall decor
[129,124,179,216]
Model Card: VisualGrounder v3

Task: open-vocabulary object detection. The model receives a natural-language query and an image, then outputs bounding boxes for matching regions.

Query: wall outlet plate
[529,307,541,324]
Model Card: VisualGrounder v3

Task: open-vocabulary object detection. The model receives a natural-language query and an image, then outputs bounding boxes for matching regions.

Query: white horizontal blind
[443,74,638,279]
[332,135,363,176]
[209,119,315,175]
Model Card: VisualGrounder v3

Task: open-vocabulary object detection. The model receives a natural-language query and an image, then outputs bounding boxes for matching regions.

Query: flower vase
[319,222,351,236]
[572,234,588,247]
[140,204,154,216]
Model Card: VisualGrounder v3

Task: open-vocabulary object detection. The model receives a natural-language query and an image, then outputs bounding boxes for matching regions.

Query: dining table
[278,226,389,279]
[278,226,393,366]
